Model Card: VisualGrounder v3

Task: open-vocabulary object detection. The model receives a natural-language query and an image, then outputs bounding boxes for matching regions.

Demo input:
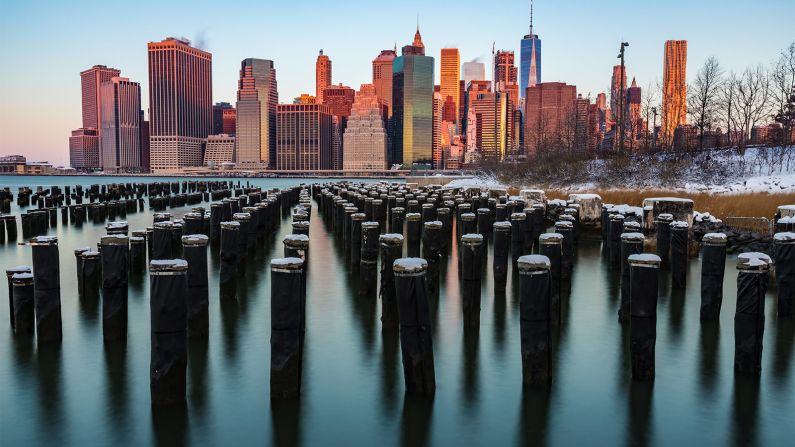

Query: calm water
[0,176,793,446]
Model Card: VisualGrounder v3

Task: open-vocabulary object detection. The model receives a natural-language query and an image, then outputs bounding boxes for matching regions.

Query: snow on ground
[442,176,505,190]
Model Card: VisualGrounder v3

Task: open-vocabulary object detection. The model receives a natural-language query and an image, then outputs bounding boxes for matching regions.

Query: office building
[236,58,278,167]
[372,49,397,117]
[203,134,236,166]
[316,50,332,103]
[440,48,461,126]
[69,128,100,170]
[462,61,486,85]
[520,0,541,96]
[343,84,388,170]
[524,82,577,155]
[276,103,333,170]
[147,37,212,172]
[662,40,688,143]
[100,76,141,171]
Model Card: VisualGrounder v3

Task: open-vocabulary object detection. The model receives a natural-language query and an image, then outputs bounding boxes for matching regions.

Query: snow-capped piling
[360,222,380,298]
[461,212,476,237]
[496,203,507,223]
[100,235,129,341]
[219,221,240,299]
[700,233,727,321]
[31,236,61,343]
[292,220,309,237]
[343,206,357,248]
[421,203,436,227]
[269,257,306,400]
[350,213,366,273]
[539,234,563,325]
[81,250,101,299]
[406,213,422,258]
[619,233,645,322]
[477,208,491,238]
[510,212,526,263]
[554,221,574,280]
[437,207,452,250]
[379,234,404,329]
[655,214,673,262]
[393,258,436,396]
[608,214,624,268]
[5,215,17,242]
[670,221,689,289]
[734,253,771,375]
[628,253,661,380]
[461,233,484,327]
[774,232,794,318]
[493,222,512,292]
[283,234,309,262]
[12,272,34,335]
[149,259,189,405]
[422,221,443,298]
[518,255,552,386]
[6,265,31,330]
[182,235,209,338]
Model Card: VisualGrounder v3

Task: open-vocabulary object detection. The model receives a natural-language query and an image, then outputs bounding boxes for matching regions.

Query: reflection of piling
[360,222,380,298]
[394,258,435,396]
[655,214,673,262]
[518,255,552,386]
[219,221,240,299]
[493,222,512,292]
[380,234,404,330]
[12,272,35,335]
[734,253,771,375]
[406,213,421,258]
[182,235,209,338]
[628,254,661,380]
[700,233,727,321]
[670,221,689,288]
[270,257,305,400]
[6,266,31,330]
[539,233,563,324]
[619,233,645,323]
[461,233,484,327]
[31,236,61,343]
[422,221,443,298]
[149,259,189,405]
[100,235,129,341]
[774,232,794,318]
[511,213,526,262]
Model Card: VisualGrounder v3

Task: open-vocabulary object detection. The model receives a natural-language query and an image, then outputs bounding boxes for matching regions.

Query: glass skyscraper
[519,2,541,98]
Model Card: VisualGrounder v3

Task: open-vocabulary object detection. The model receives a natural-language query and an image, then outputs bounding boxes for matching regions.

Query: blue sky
[1,0,792,165]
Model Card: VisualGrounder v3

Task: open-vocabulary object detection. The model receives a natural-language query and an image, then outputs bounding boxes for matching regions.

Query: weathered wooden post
[11,271,35,335]
[81,250,101,299]
[510,212,526,263]
[350,213,366,273]
[422,221,443,298]
[655,214,673,263]
[461,233,484,327]
[619,232,645,322]
[270,257,305,399]
[628,253,661,380]
[182,235,209,338]
[360,222,380,298]
[554,220,574,280]
[518,255,552,386]
[539,233,563,324]
[100,235,129,340]
[391,207,405,235]
[149,259,188,405]
[670,221,689,288]
[394,258,435,395]
[219,221,240,299]
[6,265,31,330]
[700,233,727,321]
[774,232,794,318]
[493,221,512,292]
[406,213,422,258]
[152,221,174,261]
[379,234,404,330]
[31,236,61,343]
[734,253,771,375]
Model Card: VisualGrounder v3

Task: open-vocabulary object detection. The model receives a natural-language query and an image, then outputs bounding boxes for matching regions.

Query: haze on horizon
[1,0,792,165]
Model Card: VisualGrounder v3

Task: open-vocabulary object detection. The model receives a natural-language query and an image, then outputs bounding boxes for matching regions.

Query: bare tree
[688,56,724,150]
[732,65,771,149]
[640,80,661,152]
[719,72,738,148]
[771,42,795,146]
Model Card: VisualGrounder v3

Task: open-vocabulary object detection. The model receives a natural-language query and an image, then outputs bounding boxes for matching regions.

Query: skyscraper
[139,110,150,172]
[372,49,397,117]
[80,65,121,131]
[100,76,141,171]
[524,82,577,155]
[627,78,643,139]
[69,128,100,170]
[462,61,486,85]
[213,102,236,135]
[343,84,389,170]
[494,50,519,106]
[520,0,541,97]
[610,65,627,119]
[392,28,435,166]
[466,91,509,161]
[235,58,278,167]
[662,40,688,143]
[440,48,461,126]
[323,84,356,169]
[316,50,332,103]
[276,103,333,170]
[147,37,212,172]
[433,91,444,167]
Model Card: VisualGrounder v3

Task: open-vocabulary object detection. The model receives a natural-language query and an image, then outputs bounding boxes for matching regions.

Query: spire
[529,0,534,36]
[412,22,424,49]
[631,77,638,88]
[319,49,324,56]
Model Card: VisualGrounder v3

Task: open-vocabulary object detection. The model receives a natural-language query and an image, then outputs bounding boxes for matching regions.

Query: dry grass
[543,189,795,220]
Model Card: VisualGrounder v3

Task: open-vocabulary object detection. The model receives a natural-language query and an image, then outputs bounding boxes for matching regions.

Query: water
[1,176,793,446]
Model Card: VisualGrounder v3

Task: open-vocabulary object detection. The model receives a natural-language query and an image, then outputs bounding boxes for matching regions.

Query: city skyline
[1,0,792,164]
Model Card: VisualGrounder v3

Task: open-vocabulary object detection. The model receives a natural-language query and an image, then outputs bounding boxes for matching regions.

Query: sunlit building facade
[100,76,141,171]
[662,40,687,143]
[372,49,397,117]
[343,84,388,170]
[524,82,577,156]
[392,28,434,166]
[276,103,333,170]
[440,48,461,126]
[80,65,121,131]
[236,58,278,168]
[69,128,100,170]
[213,102,236,135]
[462,61,486,85]
[147,37,212,172]
[203,134,236,166]
[316,50,331,103]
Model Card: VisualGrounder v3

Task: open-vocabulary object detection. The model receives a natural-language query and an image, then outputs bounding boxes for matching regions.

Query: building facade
[147,37,212,172]
[276,103,333,170]
[519,2,541,97]
[440,48,461,126]
[524,82,577,156]
[343,84,388,170]
[466,91,509,161]
[213,102,236,135]
[323,84,356,170]
[100,76,141,171]
[316,50,331,103]
[80,65,121,131]
[462,62,486,85]
[203,134,236,166]
[662,40,688,143]
[392,29,434,166]
[69,128,100,170]
[236,58,278,168]
[372,49,397,117]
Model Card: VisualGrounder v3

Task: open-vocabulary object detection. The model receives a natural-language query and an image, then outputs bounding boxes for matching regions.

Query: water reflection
[151,403,189,447]
[36,344,63,443]
[104,339,129,443]
[698,320,720,396]
[379,329,400,418]
[461,327,480,414]
[188,337,209,419]
[270,399,302,447]
[730,375,760,447]
[667,288,686,348]
[400,394,434,447]
[220,297,241,366]
[627,381,654,447]
[518,386,551,446]
[771,318,794,387]
[492,291,507,357]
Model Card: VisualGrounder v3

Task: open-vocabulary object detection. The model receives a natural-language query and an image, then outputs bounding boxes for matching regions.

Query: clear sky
[1,0,792,165]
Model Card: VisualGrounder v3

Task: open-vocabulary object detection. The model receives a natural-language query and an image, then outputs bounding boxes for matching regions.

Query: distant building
[519,1,541,96]
[276,103,333,170]
[494,50,519,108]
[440,48,461,126]
[627,78,643,139]
[213,102,236,135]
[392,28,434,166]
[610,64,627,119]
[139,111,150,172]
[100,76,141,171]
[294,94,316,104]
[673,124,697,150]
[80,65,121,131]
[466,91,509,161]
[662,40,687,143]
[432,91,444,167]
[203,134,236,166]
[316,50,332,103]
[69,128,100,170]
[462,61,486,85]
[323,84,356,169]
[148,37,212,172]
[524,82,577,156]
[372,49,397,117]
[343,84,388,170]
[236,58,278,168]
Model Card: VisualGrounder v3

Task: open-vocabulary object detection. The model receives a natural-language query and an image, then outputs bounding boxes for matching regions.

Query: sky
[1,0,793,166]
